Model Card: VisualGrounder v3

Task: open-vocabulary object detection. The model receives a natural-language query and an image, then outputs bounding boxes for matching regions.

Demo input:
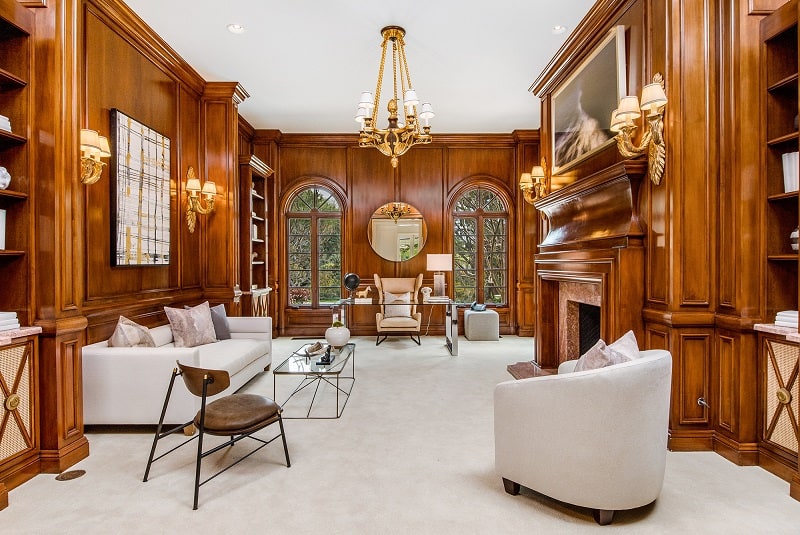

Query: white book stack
[782,152,799,192]
[774,310,798,329]
[0,311,20,332]
[0,114,10,133]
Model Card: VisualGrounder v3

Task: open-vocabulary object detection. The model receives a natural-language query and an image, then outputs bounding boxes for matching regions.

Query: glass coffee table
[273,342,355,419]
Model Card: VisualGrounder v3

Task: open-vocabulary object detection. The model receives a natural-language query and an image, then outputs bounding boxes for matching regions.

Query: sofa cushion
[383,291,412,318]
[573,330,641,372]
[108,316,155,348]
[149,325,175,347]
[165,301,217,348]
[196,338,271,375]
[210,304,232,340]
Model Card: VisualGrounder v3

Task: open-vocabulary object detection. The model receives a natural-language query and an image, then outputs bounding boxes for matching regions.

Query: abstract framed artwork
[551,25,627,173]
[110,109,171,266]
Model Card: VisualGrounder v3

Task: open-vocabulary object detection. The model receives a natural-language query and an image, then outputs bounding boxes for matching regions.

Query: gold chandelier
[380,202,411,222]
[356,26,434,168]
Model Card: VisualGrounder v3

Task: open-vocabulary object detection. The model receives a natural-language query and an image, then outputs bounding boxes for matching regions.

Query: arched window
[286,186,342,308]
[452,187,508,305]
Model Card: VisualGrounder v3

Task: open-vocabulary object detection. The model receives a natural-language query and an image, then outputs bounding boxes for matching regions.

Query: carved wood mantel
[533,160,647,368]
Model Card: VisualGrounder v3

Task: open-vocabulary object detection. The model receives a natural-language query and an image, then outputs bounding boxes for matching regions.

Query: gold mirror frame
[367,202,427,262]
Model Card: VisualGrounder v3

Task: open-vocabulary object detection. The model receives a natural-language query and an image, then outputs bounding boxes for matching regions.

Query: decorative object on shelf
[420,286,432,301]
[427,253,452,297]
[782,151,799,192]
[0,113,11,133]
[380,202,411,222]
[355,285,371,299]
[610,72,669,186]
[0,208,5,250]
[0,166,10,190]
[519,158,548,204]
[79,128,111,185]
[355,25,433,168]
[325,320,351,348]
[791,227,799,252]
[184,166,216,233]
[110,109,171,265]
[343,272,361,299]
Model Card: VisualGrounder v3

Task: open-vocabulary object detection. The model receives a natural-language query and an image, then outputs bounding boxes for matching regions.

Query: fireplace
[533,161,647,369]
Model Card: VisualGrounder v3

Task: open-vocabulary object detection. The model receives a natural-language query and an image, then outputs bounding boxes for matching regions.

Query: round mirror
[368,202,427,262]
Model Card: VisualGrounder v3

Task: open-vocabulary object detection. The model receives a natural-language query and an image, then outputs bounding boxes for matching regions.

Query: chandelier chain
[373,39,389,123]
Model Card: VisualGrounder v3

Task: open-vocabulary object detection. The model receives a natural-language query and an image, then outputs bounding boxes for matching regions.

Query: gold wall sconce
[519,158,548,204]
[185,166,216,233]
[79,129,111,184]
[610,73,668,185]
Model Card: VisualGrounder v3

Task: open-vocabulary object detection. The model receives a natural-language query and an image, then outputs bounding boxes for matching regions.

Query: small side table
[506,361,556,380]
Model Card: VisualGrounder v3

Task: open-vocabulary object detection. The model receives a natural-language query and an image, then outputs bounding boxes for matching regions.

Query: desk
[337,298,459,356]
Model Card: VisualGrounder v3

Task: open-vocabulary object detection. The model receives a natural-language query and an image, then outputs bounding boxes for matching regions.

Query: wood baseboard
[668,431,714,451]
[39,437,89,474]
[713,435,759,466]
[790,473,800,502]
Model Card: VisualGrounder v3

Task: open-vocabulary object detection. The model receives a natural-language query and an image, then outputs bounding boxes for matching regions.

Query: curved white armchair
[494,350,672,525]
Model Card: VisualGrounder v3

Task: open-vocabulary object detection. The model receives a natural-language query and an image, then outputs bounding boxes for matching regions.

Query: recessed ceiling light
[552,25,567,35]
[227,23,246,35]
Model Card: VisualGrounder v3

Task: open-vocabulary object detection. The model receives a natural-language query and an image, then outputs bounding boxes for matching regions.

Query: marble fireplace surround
[533,161,647,369]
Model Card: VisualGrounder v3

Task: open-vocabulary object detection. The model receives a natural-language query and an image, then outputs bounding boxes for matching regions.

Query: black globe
[343,273,361,291]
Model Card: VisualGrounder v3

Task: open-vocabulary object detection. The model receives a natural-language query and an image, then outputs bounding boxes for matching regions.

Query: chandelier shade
[356,26,433,168]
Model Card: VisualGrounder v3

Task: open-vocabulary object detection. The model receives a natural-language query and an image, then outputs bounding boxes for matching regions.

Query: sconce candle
[185,166,216,233]
[610,73,668,185]
[79,128,111,185]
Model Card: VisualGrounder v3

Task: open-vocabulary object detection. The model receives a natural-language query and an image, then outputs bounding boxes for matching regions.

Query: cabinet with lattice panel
[0,335,38,510]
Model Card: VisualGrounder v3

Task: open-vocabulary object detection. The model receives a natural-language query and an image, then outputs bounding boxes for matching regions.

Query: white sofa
[82,316,272,425]
[494,349,672,525]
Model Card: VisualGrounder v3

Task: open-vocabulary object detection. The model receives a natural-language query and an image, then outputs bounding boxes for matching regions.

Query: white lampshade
[186,177,201,192]
[419,102,435,119]
[403,89,419,108]
[640,82,668,113]
[531,165,545,180]
[80,129,99,150]
[609,109,626,133]
[358,91,374,110]
[97,136,111,158]
[616,96,641,120]
[354,107,368,124]
[201,180,216,195]
[427,253,452,272]
[519,173,532,188]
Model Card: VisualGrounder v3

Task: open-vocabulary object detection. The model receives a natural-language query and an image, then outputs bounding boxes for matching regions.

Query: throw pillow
[383,291,412,318]
[165,301,217,348]
[573,338,628,372]
[108,316,156,348]
[210,303,232,340]
[608,330,640,361]
[186,303,231,340]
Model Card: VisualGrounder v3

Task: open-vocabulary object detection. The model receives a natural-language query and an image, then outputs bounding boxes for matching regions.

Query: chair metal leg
[193,425,204,510]
[144,368,180,482]
[410,334,421,345]
[376,334,387,346]
[278,415,291,467]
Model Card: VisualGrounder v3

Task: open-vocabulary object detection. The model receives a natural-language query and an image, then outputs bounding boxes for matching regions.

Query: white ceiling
[123,1,595,134]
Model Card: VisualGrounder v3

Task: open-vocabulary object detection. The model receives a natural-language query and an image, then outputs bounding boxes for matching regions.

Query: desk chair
[374,273,423,345]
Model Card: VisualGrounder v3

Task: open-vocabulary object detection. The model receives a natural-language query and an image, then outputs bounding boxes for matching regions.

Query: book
[776,310,798,318]
[774,320,798,328]
[425,296,450,303]
[0,311,17,320]
[0,322,20,332]
[354,298,373,304]
[0,317,20,326]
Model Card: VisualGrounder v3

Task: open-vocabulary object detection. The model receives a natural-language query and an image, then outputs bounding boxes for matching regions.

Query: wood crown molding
[203,81,250,104]
[86,0,205,94]
[531,0,636,97]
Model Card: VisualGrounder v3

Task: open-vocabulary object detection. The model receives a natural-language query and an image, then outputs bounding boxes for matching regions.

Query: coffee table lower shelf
[273,342,356,419]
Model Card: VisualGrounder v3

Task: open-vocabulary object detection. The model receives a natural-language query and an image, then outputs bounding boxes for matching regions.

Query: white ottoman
[464,309,499,341]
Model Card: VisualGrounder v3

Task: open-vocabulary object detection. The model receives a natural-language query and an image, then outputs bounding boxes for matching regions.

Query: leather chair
[494,350,672,525]
[373,273,423,345]
[144,361,290,509]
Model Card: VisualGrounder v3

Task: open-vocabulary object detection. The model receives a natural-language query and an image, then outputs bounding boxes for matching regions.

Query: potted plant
[325,320,350,348]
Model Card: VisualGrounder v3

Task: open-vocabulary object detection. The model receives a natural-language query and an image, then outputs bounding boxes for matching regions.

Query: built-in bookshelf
[239,154,274,316]
[762,0,799,322]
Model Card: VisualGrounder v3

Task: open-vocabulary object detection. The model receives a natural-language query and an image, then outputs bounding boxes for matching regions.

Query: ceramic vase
[0,167,10,190]
[325,326,350,348]
[791,227,799,252]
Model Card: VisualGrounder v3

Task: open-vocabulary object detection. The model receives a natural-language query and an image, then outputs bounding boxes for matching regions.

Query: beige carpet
[3,335,800,534]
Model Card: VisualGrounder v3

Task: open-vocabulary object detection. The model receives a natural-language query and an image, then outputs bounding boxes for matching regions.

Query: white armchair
[494,350,672,525]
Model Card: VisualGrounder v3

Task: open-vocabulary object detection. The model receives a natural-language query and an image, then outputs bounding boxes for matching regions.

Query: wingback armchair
[373,273,423,346]
[494,350,672,525]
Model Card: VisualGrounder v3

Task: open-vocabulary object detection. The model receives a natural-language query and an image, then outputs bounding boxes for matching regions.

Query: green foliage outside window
[453,187,508,305]
[287,186,342,307]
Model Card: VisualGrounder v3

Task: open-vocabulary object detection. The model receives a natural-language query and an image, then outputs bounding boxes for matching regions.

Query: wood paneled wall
[530,0,783,471]
[252,133,539,337]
